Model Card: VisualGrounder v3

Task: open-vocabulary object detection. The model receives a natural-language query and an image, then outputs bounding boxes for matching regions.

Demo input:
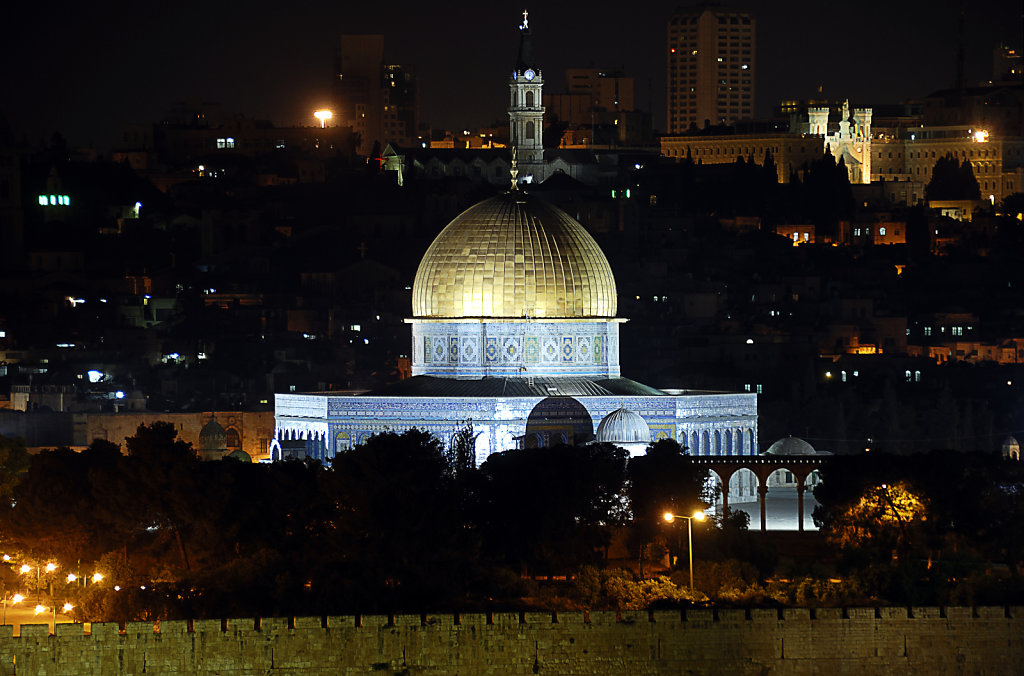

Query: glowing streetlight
[91,573,104,584]
[313,110,333,128]
[20,562,58,602]
[663,511,706,592]
[2,593,22,624]
[66,573,77,584]
[973,130,989,143]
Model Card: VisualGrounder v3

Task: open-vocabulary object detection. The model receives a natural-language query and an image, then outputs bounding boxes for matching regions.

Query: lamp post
[3,593,23,624]
[34,602,73,633]
[20,562,57,603]
[663,511,706,592]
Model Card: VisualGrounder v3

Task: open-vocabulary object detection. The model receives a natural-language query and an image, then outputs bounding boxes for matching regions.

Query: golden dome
[412,191,617,318]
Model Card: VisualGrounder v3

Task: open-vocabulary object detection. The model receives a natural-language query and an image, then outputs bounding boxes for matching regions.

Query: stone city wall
[0,607,1019,675]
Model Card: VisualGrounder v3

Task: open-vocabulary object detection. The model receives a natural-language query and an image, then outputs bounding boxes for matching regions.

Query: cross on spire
[520,8,528,30]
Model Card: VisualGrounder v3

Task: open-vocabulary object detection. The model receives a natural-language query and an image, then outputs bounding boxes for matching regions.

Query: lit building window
[39,194,70,206]
[879,227,886,235]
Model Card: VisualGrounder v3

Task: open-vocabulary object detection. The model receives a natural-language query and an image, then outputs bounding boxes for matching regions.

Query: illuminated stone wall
[1,607,1020,675]
[274,391,758,463]
[75,411,274,461]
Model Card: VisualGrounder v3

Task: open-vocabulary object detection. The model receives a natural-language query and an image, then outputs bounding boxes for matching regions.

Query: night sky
[3,0,1020,151]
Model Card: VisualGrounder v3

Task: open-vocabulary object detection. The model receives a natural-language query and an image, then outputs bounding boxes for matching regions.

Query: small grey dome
[596,407,651,445]
[199,415,227,452]
[1003,436,1020,460]
[764,436,816,455]
[225,449,252,463]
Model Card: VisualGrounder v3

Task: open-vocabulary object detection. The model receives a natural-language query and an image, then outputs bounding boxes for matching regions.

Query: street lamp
[20,562,57,602]
[313,110,332,128]
[3,593,23,624]
[663,510,706,592]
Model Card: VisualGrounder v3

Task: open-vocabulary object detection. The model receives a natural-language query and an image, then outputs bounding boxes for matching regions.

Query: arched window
[511,91,517,106]
[735,429,744,454]
[725,430,733,455]
[525,121,535,141]
[335,432,351,453]
[225,428,241,448]
[714,430,722,454]
[690,431,700,455]
[526,91,534,107]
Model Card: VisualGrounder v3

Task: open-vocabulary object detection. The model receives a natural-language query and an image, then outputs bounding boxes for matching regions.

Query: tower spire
[509,9,544,182]
[516,8,534,71]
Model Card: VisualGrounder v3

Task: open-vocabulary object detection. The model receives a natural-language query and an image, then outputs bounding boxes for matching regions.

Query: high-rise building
[333,35,418,155]
[992,44,1023,84]
[666,5,755,133]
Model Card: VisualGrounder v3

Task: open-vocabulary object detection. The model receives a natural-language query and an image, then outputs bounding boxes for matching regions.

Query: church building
[271,12,758,465]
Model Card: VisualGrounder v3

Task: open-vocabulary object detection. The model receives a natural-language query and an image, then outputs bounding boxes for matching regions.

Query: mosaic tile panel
[525,336,539,363]
[561,336,574,362]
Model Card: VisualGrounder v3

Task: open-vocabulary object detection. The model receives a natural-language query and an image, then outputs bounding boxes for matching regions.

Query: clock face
[523,69,535,81]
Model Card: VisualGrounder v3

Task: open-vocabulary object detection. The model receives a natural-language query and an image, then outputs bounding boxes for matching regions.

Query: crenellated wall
[0,607,1020,675]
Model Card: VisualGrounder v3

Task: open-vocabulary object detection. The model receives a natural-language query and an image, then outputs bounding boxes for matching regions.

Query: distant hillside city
[0,12,1022,462]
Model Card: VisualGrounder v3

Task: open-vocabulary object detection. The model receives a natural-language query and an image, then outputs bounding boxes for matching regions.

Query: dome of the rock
[412,190,616,319]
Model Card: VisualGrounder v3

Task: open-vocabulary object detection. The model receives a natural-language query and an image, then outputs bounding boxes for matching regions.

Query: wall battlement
[0,606,1020,674]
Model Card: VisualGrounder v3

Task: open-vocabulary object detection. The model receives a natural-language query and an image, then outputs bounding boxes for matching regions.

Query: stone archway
[524,396,595,448]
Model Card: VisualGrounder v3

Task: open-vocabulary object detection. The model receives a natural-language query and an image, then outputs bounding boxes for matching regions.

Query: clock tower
[508,9,545,182]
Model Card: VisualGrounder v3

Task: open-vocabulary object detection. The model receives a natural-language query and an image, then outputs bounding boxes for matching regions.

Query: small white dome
[764,436,817,455]
[596,407,651,445]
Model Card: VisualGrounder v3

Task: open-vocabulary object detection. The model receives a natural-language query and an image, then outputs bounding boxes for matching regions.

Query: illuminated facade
[666,6,755,134]
[872,127,1024,204]
[660,99,872,184]
[271,12,758,463]
[273,172,757,463]
[660,133,818,183]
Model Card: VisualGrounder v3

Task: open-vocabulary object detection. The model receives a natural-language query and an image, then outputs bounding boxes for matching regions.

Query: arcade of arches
[693,456,826,532]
